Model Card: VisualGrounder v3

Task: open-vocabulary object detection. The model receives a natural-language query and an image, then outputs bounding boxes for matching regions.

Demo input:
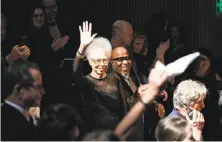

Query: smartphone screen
[18,36,28,47]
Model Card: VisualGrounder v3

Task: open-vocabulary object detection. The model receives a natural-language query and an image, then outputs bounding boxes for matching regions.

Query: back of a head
[38,103,85,141]
[82,130,120,141]
[155,117,193,141]
[196,48,212,59]
[112,20,130,37]
[2,60,37,100]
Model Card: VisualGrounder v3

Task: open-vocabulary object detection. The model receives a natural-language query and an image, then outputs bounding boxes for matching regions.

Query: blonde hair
[173,79,207,108]
[155,117,193,141]
[85,37,112,60]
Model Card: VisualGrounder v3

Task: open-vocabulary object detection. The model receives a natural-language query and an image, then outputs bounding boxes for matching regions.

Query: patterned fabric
[85,74,119,100]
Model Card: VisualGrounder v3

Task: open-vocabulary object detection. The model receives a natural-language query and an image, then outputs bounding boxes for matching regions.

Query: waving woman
[73,21,128,130]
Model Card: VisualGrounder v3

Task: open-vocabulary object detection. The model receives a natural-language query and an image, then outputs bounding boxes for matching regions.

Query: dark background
[2,0,222,57]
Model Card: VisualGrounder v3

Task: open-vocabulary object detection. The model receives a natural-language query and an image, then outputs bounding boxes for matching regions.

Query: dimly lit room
[1,0,222,141]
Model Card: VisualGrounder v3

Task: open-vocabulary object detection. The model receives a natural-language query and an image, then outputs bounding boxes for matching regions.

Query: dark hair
[155,117,194,141]
[29,6,48,34]
[196,48,212,59]
[38,103,86,141]
[82,130,120,141]
[2,60,39,100]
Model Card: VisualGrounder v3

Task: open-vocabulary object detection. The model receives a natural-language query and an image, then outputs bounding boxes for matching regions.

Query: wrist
[76,51,85,59]
[78,44,86,54]
[48,19,57,26]
[156,55,164,59]
[5,54,15,64]
[140,84,159,104]
[148,83,159,92]
[192,129,203,141]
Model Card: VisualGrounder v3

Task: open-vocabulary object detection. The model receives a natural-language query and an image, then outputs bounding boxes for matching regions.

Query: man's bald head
[111,20,133,48]
[112,47,128,59]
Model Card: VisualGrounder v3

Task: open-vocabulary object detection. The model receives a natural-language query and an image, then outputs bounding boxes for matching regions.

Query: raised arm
[72,21,97,84]
[148,39,170,71]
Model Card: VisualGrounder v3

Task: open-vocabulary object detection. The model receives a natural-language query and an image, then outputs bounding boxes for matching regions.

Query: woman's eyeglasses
[91,59,110,64]
[33,14,44,19]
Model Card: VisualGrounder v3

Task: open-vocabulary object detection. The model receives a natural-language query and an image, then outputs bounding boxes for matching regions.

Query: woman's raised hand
[79,21,97,47]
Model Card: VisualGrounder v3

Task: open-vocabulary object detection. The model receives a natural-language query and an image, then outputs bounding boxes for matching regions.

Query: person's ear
[17,87,29,100]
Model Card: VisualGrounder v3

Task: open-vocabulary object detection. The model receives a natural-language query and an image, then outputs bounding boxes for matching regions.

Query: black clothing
[1,103,37,141]
[73,56,128,130]
[133,53,151,76]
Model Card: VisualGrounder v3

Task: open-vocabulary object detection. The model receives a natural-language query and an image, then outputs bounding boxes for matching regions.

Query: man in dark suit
[111,47,167,140]
[1,60,44,141]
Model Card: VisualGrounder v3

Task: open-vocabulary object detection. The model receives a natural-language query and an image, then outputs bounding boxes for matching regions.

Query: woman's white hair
[173,79,207,109]
[85,37,112,60]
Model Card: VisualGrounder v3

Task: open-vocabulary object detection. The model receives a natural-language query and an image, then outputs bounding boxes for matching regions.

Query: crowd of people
[1,0,222,141]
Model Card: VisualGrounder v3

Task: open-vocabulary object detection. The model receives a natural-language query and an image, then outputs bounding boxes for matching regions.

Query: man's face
[33,8,45,28]
[193,95,205,111]
[43,0,57,20]
[133,37,145,54]
[112,47,132,76]
[21,87,40,108]
[1,17,7,41]
[28,68,44,107]
[89,49,110,76]
[120,24,133,47]
[171,26,179,39]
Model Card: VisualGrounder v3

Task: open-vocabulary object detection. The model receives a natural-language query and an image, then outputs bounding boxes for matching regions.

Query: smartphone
[18,36,28,47]
[178,98,194,120]
[188,110,194,120]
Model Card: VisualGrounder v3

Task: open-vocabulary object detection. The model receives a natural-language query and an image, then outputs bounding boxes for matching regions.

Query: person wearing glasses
[111,46,168,140]
[168,79,206,140]
[2,60,44,141]
[169,79,207,117]
[73,21,128,131]
[42,0,66,39]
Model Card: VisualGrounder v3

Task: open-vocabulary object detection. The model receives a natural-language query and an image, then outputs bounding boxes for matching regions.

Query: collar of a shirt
[5,100,25,115]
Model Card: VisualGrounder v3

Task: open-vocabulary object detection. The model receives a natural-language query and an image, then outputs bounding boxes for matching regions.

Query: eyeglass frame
[91,58,110,64]
[44,4,57,11]
[111,56,131,62]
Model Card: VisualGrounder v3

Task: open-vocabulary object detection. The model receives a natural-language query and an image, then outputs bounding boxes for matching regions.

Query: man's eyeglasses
[91,59,110,64]
[112,56,131,62]
[16,83,44,93]
[44,5,57,11]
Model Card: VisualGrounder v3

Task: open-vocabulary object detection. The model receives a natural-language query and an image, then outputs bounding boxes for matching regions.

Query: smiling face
[32,8,45,28]
[88,49,110,76]
[112,47,132,76]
